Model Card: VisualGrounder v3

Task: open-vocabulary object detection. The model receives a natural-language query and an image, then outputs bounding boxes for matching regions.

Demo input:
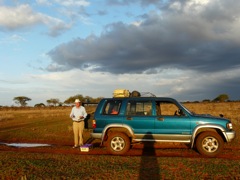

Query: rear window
[102,100,122,115]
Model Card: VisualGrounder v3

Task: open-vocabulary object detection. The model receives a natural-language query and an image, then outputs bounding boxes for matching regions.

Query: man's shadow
[139,132,160,180]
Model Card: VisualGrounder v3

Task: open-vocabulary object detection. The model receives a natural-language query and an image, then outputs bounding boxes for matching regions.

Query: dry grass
[0,103,239,179]
[0,112,14,122]
[184,102,240,118]
[184,102,240,127]
[0,106,96,145]
[0,102,239,145]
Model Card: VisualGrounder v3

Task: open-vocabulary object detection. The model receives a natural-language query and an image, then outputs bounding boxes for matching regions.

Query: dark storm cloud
[47,0,240,74]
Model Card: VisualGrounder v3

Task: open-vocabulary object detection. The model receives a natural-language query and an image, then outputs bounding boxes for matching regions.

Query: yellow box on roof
[113,89,130,97]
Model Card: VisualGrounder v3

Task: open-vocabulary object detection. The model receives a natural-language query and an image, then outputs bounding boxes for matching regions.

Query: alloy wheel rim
[111,137,125,151]
[202,136,219,153]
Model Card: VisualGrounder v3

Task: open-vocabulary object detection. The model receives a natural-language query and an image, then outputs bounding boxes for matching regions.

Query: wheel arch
[100,124,134,145]
[191,124,227,148]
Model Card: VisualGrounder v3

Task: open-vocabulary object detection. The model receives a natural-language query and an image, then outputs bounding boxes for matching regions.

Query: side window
[103,100,121,115]
[156,101,184,116]
[126,101,152,116]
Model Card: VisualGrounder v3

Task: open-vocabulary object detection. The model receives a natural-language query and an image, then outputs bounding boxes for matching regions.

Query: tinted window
[126,101,152,116]
[102,100,121,115]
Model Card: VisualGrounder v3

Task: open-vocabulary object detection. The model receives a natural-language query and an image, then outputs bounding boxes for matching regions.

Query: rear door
[124,100,155,139]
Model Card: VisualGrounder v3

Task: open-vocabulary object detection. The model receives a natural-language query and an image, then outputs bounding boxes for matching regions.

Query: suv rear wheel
[106,132,130,155]
[196,131,224,157]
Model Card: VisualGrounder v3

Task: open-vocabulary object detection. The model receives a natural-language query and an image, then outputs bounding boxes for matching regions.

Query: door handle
[157,117,164,121]
[126,117,132,120]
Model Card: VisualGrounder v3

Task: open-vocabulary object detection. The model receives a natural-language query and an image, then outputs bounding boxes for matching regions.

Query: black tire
[196,131,224,157]
[106,132,130,155]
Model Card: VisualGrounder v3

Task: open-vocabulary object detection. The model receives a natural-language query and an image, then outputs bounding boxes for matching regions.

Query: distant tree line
[11,94,104,107]
[5,93,237,107]
[194,94,230,103]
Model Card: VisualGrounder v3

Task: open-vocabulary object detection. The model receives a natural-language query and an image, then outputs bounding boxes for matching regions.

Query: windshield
[179,103,193,115]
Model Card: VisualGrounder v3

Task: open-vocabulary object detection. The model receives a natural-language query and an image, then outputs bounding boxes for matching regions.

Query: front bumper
[224,131,236,142]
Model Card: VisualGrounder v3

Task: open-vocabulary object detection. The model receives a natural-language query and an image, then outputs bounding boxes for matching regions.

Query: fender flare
[191,124,226,148]
[100,124,134,145]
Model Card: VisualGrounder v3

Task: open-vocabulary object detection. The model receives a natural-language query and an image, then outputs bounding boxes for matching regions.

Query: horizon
[1,0,240,106]
[3,92,237,107]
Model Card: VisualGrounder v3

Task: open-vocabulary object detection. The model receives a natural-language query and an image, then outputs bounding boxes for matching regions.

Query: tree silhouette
[46,98,60,106]
[64,94,84,104]
[34,103,46,107]
[63,94,103,104]
[13,96,31,107]
[213,94,229,102]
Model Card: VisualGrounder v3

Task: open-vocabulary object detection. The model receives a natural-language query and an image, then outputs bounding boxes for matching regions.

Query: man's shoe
[72,145,78,148]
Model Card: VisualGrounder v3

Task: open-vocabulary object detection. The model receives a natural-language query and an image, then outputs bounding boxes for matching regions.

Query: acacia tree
[64,94,84,104]
[202,99,211,103]
[64,94,104,105]
[13,96,31,107]
[46,98,60,106]
[213,94,229,102]
[34,103,46,107]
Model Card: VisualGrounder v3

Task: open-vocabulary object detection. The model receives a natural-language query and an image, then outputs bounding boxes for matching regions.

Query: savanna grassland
[0,102,239,179]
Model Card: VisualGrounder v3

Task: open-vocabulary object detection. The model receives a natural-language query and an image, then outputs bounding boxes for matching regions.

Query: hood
[193,113,230,122]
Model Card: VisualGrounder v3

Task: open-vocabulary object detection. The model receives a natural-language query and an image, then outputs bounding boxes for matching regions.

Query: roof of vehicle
[102,97,178,101]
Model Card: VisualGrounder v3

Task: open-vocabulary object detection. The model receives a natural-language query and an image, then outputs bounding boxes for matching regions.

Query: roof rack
[139,92,156,97]
[113,89,156,98]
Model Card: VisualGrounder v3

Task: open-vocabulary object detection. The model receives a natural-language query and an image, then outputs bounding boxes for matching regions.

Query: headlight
[227,123,233,130]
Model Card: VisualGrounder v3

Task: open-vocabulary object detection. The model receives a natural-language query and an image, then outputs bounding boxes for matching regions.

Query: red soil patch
[1,140,240,160]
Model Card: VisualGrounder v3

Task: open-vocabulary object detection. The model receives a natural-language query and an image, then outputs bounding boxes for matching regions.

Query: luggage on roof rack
[113,89,130,97]
[113,89,156,98]
[130,90,141,97]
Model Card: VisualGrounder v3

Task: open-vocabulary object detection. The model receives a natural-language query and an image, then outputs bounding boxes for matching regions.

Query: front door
[154,100,191,142]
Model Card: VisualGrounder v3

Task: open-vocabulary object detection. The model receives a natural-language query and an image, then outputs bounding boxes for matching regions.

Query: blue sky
[1,0,240,106]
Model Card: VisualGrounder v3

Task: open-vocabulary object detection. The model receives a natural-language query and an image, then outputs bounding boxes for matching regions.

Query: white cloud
[185,0,210,13]
[131,21,142,27]
[36,0,90,7]
[0,5,41,29]
[0,4,71,36]
[170,0,210,13]
[1,66,240,106]
[54,0,90,7]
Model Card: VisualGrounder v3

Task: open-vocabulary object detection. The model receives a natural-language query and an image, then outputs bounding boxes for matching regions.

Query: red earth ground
[1,139,240,160]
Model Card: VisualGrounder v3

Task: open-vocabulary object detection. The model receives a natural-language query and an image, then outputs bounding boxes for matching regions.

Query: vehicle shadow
[139,133,160,180]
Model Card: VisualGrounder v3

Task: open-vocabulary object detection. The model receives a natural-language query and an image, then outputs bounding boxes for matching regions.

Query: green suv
[91,97,235,157]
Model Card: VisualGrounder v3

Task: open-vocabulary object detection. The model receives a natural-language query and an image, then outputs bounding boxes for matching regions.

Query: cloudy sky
[1,0,240,106]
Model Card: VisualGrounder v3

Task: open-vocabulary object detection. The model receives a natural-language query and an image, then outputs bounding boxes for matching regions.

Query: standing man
[70,99,87,148]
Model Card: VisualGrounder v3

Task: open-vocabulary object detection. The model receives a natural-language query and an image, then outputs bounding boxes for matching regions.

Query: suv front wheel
[196,131,224,157]
[106,132,130,155]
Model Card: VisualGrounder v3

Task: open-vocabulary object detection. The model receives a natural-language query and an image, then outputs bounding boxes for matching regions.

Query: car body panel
[91,97,236,148]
